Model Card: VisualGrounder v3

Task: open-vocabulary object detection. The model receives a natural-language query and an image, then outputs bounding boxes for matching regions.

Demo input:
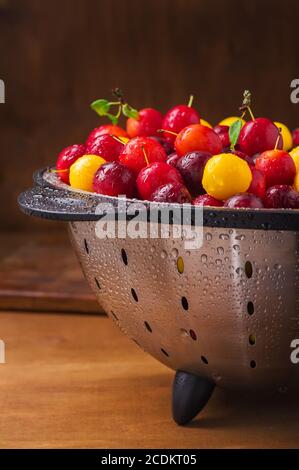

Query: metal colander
[18,168,299,425]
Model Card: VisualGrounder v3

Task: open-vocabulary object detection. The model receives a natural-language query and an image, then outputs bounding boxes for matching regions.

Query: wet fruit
[290,146,299,171]
[162,101,200,143]
[175,124,222,157]
[248,167,266,199]
[56,144,86,184]
[238,118,282,156]
[149,136,174,154]
[231,149,255,166]
[126,108,163,138]
[136,162,183,201]
[176,151,211,196]
[274,121,293,151]
[192,194,223,207]
[224,193,264,208]
[166,152,180,168]
[119,137,167,175]
[219,116,246,127]
[200,119,212,128]
[86,134,124,161]
[292,128,299,147]
[93,161,135,197]
[69,154,106,191]
[255,150,296,187]
[86,125,128,148]
[202,153,252,200]
[294,172,299,193]
[213,125,230,149]
[151,182,191,203]
[264,185,299,209]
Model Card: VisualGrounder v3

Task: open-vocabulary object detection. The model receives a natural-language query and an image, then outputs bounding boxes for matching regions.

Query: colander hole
[245,261,253,278]
[161,348,169,357]
[131,288,138,302]
[249,334,256,345]
[177,256,184,274]
[250,360,256,368]
[121,249,128,265]
[111,311,118,321]
[144,321,152,332]
[84,238,89,254]
[181,297,189,311]
[247,301,254,315]
[95,277,100,289]
[189,329,197,341]
[201,355,208,365]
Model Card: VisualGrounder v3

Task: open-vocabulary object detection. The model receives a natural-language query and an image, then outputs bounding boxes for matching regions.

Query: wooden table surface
[0,231,99,313]
[0,311,298,449]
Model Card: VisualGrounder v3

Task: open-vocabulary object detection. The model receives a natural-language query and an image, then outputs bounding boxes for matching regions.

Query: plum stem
[142,145,149,165]
[112,88,125,104]
[50,168,69,173]
[111,135,125,145]
[247,106,255,121]
[239,90,255,121]
[157,129,178,136]
[188,95,194,107]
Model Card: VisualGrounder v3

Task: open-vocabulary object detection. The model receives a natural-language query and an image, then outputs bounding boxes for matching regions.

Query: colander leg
[172,370,215,425]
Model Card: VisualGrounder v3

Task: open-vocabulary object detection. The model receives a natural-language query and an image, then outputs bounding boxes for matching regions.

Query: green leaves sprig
[90,90,139,124]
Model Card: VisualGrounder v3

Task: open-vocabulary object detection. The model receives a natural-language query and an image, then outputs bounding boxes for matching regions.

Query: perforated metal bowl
[18,168,299,424]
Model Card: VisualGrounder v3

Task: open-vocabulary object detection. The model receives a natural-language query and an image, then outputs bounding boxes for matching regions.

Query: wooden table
[0,311,298,449]
[0,231,99,313]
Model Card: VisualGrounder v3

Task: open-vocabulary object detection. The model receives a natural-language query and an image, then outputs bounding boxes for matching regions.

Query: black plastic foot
[172,370,215,425]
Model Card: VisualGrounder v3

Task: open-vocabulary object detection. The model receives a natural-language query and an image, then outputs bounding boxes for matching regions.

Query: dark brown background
[1,0,299,231]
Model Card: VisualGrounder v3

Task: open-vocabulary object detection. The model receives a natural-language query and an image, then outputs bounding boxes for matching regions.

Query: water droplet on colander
[235,234,245,241]
[215,275,220,281]
[205,233,212,241]
[215,259,222,266]
[274,263,282,270]
[236,267,243,275]
[233,244,240,252]
[160,250,167,259]
[201,254,207,262]
[219,233,229,240]
[171,248,179,258]
[217,247,224,255]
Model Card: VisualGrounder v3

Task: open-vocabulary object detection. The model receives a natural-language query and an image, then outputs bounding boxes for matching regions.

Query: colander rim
[17,167,299,230]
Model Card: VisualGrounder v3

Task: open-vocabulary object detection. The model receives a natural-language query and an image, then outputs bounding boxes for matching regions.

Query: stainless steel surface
[69,221,299,391]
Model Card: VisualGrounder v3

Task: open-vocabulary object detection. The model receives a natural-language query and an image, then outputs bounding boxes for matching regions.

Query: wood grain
[0,311,298,449]
[1,0,299,230]
[0,230,100,313]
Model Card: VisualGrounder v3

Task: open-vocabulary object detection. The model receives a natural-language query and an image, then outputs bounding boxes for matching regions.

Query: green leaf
[229,119,242,149]
[90,99,110,116]
[106,112,119,125]
[122,103,139,119]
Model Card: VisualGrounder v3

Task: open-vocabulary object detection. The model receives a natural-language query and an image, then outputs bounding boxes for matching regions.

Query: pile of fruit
[55,89,299,209]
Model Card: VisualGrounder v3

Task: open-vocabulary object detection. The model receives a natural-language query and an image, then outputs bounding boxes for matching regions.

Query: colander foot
[172,370,215,425]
